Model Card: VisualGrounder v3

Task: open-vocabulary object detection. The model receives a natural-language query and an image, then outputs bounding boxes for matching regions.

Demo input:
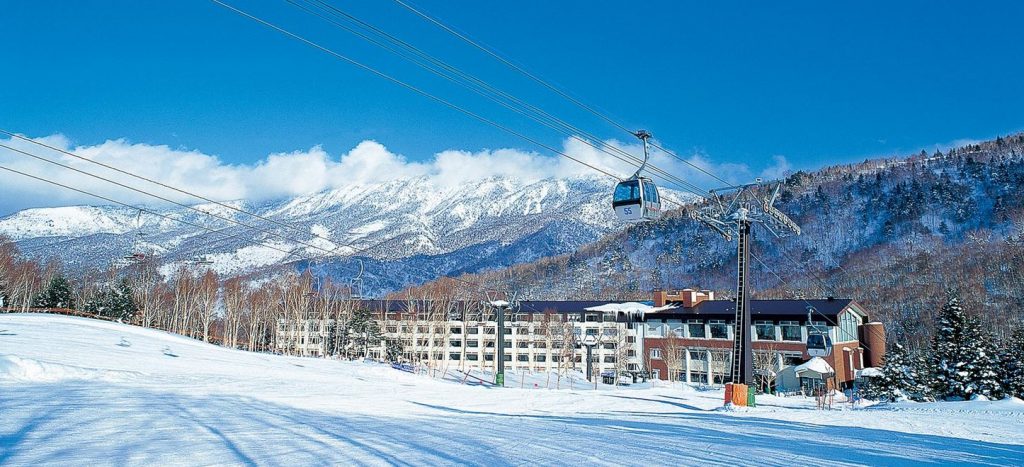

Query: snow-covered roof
[487,300,510,307]
[584,302,677,313]
[794,357,834,375]
[856,367,883,378]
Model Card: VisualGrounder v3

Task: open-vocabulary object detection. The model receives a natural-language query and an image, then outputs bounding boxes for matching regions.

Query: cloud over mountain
[0,132,767,214]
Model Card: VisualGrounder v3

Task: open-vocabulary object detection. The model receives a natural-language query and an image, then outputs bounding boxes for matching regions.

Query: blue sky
[2,0,1023,186]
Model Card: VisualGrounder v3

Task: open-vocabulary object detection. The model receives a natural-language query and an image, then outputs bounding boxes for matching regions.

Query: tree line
[0,236,397,359]
[863,289,1024,402]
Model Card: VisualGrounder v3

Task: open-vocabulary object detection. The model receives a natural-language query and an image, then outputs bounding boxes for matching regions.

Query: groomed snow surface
[2,315,1023,466]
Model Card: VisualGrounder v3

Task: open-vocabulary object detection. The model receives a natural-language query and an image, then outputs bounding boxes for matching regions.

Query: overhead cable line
[0,142,349,258]
[287,0,708,197]
[0,163,300,259]
[0,130,365,246]
[210,0,623,185]
[389,0,734,187]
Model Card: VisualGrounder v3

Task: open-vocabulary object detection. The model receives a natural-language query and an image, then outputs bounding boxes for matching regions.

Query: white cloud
[0,133,751,214]
[759,155,792,181]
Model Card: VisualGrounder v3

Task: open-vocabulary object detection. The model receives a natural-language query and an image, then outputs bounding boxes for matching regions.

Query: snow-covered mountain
[0,174,690,294]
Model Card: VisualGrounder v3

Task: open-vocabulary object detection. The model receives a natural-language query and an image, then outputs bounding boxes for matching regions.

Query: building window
[467,327,479,335]
[518,355,529,362]
[755,321,777,341]
[467,354,479,361]
[603,356,616,363]
[484,354,494,361]
[450,327,462,334]
[650,348,662,359]
[449,340,462,347]
[652,369,661,379]
[689,350,707,361]
[585,328,599,336]
[503,355,512,362]
[518,341,529,348]
[687,320,706,338]
[602,343,616,350]
[535,355,547,362]
[449,353,461,360]
[839,312,859,342]
[585,313,601,322]
[709,320,728,339]
[780,321,801,342]
[781,352,802,367]
[467,340,479,348]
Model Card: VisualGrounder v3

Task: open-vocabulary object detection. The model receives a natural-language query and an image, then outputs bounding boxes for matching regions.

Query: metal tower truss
[689,181,801,385]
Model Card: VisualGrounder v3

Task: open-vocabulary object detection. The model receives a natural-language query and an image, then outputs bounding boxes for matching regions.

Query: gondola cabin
[806,332,833,357]
[613,177,662,222]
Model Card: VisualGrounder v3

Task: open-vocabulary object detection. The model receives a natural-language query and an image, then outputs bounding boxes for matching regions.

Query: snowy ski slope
[1,314,1023,466]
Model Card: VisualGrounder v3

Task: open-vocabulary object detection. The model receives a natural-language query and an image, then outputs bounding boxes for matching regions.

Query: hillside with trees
[402,134,1024,349]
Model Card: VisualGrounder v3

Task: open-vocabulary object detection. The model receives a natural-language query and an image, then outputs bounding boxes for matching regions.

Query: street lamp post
[487,299,513,387]
[581,334,599,384]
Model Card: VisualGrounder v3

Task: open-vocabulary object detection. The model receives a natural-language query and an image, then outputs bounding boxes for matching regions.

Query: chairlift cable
[287,0,709,197]
[390,0,733,186]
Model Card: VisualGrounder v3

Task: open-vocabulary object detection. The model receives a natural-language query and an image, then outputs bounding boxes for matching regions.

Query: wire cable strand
[289,0,710,197]
[390,0,734,186]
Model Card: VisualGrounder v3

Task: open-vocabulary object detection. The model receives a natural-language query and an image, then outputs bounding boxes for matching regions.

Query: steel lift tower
[691,182,801,388]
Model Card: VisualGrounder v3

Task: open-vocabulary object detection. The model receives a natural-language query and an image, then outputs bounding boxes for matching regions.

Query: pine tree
[1000,327,1024,399]
[931,290,1002,400]
[32,275,76,309]
[931,290,971,400]
[863,343,912,401]
[967,316,1004,399]
[349,308,382,358]
[83,279,138,322]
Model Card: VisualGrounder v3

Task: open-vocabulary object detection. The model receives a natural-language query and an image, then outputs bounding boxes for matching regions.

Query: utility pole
[692,182,801,401]
[487,297,515,387]
[581,334,599,383]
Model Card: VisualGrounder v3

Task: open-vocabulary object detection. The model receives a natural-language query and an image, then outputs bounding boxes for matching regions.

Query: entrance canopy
[794,357,834,378]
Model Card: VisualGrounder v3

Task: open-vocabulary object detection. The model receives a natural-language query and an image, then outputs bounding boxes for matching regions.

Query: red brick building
[641,289,885,392]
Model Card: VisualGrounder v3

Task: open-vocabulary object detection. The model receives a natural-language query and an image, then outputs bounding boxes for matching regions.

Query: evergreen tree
[968,316,1004,399]
[349,308,383,358]
[931,290,1002,400]
[1000,327,1024,399]
[83,278,137,322]
[864,343,918,401]
[32,275,76,309]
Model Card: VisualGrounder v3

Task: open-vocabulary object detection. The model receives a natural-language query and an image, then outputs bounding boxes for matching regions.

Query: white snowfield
[1,315,1023,466]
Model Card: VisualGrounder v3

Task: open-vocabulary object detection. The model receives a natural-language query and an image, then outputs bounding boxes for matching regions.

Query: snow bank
[2,314,1023,466]
[0,355,136,383]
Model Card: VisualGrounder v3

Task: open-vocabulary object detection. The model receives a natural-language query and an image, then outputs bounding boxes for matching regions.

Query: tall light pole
[487,299,514,387]
[581,334,599,383]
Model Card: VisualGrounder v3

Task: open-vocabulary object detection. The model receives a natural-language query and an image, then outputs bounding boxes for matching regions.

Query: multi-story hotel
[276,289,885,391]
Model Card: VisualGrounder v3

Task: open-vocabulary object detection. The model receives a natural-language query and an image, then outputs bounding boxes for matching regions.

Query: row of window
[651,320,830,342]
[447,353,621,363]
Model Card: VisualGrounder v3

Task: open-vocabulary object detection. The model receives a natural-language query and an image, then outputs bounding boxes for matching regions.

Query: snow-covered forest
[434,134,1024,348]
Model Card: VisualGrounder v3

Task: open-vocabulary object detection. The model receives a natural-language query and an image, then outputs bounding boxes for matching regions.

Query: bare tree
[196,269,219,343]
[753,343,779,393]
[662,329,686,385]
